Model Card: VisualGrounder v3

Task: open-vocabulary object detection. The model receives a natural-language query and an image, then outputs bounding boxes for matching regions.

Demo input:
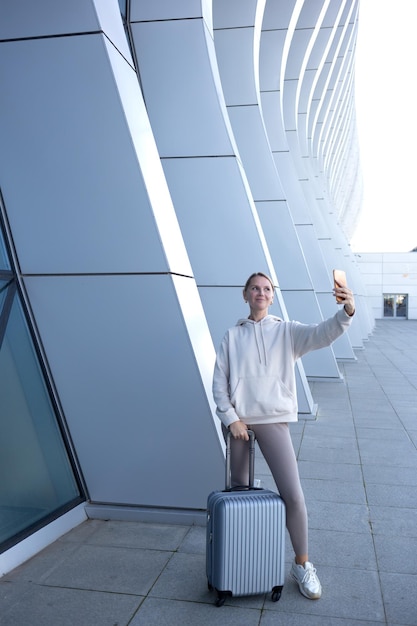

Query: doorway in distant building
[383,294,408,318]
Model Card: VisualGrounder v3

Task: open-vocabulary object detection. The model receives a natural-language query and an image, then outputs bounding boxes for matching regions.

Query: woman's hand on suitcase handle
[229,420,249,441]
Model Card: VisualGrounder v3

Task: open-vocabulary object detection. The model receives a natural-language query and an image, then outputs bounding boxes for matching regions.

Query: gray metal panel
[0,1,133,65]
[214,27,259,106]
[255,201,313,291]
[0,0,101,38]
[162,157,271,286]
[23,274,224,509]
[131,0,208,22]
[0,35,174,275]
[131,19,234,158]
[227,108,286,202]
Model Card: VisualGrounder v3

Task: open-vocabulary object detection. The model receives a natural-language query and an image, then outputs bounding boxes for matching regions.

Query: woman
[212,272,355,600]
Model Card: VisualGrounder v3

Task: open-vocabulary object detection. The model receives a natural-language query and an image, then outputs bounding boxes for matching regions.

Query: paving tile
[362,464,417,487]
[304,421,357,438]
[84,520,189,551]
[352,414,402,429]
[366,483,417,508]
[129,597,262,626]
[148,552,212,603]
[356,426,412,442]
[0,580,32,609]
[298,442,360,465]
[407,430,417,446]
[369,505,417,538]
[177,525,206,554]
[306,499,370,534]
[298,459,363,482]
[0,584,142,626]
[380,572,417,626]
[301,430,358,448]
[399,413,417,429]
[59,518,107,543]
[2,540,81,584]
[260,611,385,626]
[302,477,367,505]
[314,407,354,418]
[373,534,417,575]
[307,528,377,570]
[358,439,417,467]
[42,543,171,595]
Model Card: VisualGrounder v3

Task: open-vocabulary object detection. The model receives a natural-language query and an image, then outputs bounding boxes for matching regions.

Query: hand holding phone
[333,269,347,304]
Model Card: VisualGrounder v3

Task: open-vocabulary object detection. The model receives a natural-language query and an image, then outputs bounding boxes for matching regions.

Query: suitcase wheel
[207,580,229,607]
[271,585,283,602]
[215,590,230,607]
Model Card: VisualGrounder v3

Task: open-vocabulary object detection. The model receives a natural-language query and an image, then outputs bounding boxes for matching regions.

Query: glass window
[0,233,11,270]
[383,294,408,319]
[396,294,408,318]
[383,294,394,317]
[0,226,83,552]
[0,278,10,315]
[118,0,127,19]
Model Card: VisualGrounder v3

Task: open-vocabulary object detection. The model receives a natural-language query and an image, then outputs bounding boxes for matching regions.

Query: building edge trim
[0,504,87,578]
[85,503,207,526]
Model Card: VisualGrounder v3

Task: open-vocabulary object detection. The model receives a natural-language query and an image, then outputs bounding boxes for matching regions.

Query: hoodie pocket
[231,376,295,418]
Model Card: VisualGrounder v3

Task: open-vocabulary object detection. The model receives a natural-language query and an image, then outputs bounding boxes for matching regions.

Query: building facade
[355,252,417,320]
[0,0,369,574]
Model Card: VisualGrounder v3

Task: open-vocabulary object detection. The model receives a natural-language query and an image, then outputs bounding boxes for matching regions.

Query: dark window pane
[0,225,82,551]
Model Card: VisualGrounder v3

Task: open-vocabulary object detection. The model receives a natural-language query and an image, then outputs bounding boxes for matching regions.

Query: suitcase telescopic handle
[225,429,256,491]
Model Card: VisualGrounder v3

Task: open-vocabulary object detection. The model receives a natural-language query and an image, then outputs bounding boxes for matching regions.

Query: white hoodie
[213,308,353,427]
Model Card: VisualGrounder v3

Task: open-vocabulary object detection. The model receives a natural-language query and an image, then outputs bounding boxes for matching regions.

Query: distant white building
[354,252,417,320]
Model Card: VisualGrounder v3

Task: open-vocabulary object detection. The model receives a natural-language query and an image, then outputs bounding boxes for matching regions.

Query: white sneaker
[290,561,322,599]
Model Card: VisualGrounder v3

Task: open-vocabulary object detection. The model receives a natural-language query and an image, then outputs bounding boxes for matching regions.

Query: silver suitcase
[206,430,286,606]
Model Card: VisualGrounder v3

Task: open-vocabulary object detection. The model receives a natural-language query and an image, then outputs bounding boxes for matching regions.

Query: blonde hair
[243,272,274,293]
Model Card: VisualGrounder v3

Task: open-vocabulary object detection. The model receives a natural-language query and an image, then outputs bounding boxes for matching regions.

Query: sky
[349,0,417,253]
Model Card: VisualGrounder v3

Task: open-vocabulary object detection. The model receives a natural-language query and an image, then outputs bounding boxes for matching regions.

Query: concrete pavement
[1,320,416,625]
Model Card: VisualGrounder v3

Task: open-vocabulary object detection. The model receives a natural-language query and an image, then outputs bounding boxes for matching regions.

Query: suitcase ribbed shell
[206,488,285,598]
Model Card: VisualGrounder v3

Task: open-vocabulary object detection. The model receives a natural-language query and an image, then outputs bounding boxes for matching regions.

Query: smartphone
[333,269,347,303]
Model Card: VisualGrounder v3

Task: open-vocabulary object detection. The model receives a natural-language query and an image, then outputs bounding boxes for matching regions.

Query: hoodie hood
[235,315,283,365]
[236,314,283,327]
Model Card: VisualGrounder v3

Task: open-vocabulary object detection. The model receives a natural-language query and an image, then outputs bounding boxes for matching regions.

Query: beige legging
[223,422,308,557]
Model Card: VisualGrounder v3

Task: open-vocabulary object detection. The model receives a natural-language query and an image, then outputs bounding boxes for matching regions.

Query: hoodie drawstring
[260,323,268,366]
[253,321,268,365]
[237,315,282,365]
